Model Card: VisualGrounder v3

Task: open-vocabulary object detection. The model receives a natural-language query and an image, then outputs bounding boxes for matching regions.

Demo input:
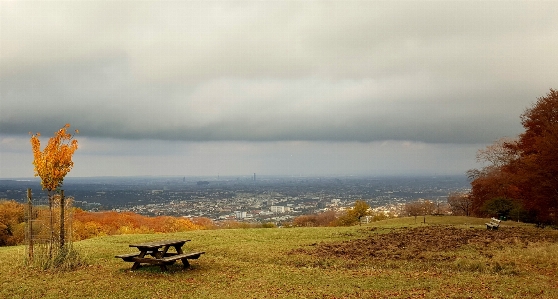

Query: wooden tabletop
[129,239,190,249]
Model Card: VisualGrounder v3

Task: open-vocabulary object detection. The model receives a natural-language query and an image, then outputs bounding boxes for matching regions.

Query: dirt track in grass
[291,226,558,261]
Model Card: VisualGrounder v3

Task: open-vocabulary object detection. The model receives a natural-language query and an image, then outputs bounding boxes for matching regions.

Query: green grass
[1,216,556,299]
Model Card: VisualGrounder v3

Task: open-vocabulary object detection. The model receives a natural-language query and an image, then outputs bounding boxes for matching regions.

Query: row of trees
[292,197,474,228]
[468,89,558,225]
[0,199,213,246]
[293,197,476,228]
[292,200,394,227]
[73,210,202,240]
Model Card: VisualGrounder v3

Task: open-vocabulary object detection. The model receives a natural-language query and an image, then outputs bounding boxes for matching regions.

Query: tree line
[292,200,395,227]
[0,199,203,246]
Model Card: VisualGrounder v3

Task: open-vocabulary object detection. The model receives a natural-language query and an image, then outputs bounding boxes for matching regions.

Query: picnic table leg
[154,248,164,259]
[131,251,147,270]
[181,258,190,269]
[173,245,190,268]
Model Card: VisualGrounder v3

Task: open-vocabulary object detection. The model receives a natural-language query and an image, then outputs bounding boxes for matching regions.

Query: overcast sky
[1,1,557,179]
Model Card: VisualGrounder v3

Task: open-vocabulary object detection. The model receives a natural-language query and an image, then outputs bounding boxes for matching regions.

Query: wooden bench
[161,252,204,262]
[115,251,154,262]
[485,217,502,230]
[161,252,205,268]
[118,252,205,269]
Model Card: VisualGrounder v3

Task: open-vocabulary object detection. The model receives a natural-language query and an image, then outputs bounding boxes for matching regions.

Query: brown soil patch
[292,226,558,261]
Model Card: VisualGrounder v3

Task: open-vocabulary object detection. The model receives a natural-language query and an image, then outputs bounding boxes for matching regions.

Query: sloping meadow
[1,217,557,299]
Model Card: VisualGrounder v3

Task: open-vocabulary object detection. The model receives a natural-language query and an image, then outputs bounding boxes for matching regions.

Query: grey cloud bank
[1,1,557,178]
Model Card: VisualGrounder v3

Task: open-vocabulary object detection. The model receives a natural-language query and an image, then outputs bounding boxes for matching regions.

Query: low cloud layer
[0,135,481,178]
[0,62,530,143]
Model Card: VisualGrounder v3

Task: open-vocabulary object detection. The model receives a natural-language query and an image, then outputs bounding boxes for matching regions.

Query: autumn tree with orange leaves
[30,124,78,252]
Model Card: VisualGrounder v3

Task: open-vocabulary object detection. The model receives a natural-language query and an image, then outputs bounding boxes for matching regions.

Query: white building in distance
[270,206,290,213]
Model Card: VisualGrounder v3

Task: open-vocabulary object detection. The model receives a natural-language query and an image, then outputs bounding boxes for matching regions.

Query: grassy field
[1,216,557,299]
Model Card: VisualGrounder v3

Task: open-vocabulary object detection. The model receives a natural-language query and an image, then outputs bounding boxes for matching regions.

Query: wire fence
[24,189,74,266]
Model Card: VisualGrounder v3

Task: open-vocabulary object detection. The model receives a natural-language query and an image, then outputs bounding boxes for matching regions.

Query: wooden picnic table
[115,239,204,271]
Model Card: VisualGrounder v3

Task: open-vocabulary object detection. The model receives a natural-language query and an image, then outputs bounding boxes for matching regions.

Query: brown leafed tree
[447,192,473,216]
[405,200,435,222]
[405,201,422,222]
[467,137,520,215]
[511,89,558,223]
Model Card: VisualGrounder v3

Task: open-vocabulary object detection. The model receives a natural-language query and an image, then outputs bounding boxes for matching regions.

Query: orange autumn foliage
[293,210,337,227]
[30,124,79,192]
[0,200,26,246]
[72,210,201,241]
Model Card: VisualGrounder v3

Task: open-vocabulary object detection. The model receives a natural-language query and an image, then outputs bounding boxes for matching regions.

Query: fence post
[27,188,33,261]
[60,190,65,249]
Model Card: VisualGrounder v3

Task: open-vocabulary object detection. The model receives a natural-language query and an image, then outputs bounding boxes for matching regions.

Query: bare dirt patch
[292,226,558,261]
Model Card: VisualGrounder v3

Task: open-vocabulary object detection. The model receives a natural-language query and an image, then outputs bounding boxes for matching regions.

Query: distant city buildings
[0,175,470,225]
[235,211,247,219]
[270,206,289,213]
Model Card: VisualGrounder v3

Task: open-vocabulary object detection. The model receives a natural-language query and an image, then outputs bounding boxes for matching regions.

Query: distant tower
[253,173,256,181]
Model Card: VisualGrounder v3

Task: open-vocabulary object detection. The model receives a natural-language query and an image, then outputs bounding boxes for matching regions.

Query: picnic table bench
[115,239,204,271]
[485,217,502,230]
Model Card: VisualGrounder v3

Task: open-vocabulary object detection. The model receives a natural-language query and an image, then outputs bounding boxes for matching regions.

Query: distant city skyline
[2,1,557,178]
